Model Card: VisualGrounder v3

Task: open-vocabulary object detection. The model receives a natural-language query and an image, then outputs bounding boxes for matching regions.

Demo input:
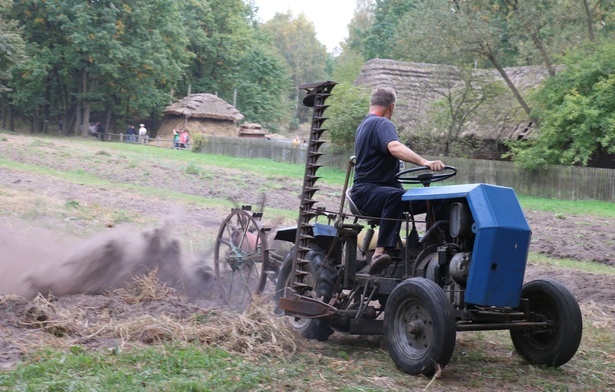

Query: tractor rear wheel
[384,277,456,376]
[213,209,271,312]
[274,245,336,341]
[510,278,582,367]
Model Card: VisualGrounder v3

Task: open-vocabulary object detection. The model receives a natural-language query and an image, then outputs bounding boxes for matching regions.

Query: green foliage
[262,12,328,123]
[185,162,202,176]
[9,0,192,133]
[330,45,365,84]
[178,0,254,99]
[361,0,417,60]
[363,0,615,132]
[4,0,331,134]
[190,133,207,151]
[234,41,292,129]
[65,200,80,209]
[507,41,615,169]
[0,0,25,92]
[326,82,371,149]
[345,0,374,57]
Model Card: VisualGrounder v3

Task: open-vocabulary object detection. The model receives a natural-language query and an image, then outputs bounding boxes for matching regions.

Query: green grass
[0,346,274,392]
[4,133,612,215]
[2,322,613,392]
[518,195,615,217]
[529,253,615,275]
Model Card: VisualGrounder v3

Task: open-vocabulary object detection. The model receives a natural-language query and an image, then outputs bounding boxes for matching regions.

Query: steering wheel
[396,165,457,186]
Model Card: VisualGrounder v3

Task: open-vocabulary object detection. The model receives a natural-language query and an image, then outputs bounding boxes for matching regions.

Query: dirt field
[0,132,614,372]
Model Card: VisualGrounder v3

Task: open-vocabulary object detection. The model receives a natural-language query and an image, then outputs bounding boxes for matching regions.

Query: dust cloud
[0,218,216,299]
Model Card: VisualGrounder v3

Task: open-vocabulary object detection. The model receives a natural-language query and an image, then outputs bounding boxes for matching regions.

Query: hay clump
[1,275,299,366]
[21,294,79,337]
[111,268,174,304]
[189,302,297,360]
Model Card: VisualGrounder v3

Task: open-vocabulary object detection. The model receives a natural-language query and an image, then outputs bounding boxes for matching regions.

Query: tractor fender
[274,223,337,244]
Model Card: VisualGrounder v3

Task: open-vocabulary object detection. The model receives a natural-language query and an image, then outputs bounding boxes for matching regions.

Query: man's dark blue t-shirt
[354,114,400,187]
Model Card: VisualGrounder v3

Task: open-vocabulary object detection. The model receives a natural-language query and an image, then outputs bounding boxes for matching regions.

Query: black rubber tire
[510,278,583,367]
[384,277,457,376]
[274,245,337,341]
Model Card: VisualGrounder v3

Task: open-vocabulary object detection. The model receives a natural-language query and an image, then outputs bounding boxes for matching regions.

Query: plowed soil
[0,132,614,371]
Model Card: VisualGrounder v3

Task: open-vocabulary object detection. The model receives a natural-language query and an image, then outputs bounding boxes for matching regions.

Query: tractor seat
[346,188,380,226]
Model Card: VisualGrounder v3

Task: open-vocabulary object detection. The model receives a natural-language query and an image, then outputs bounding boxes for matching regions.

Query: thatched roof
[354,59,551,140]
[164,93,244,122]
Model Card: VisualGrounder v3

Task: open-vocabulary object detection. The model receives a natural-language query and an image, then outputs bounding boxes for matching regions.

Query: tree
[330,44,365,84]
[262,12,328,123]
[233,42,292,130]
[326,82,371,149]
[506,41,615,168]
[427,66,506,156]
[392,0,536,123]
[0,0,25,93]
[178,0,254,100]
[361,0,416,60]
[330,0,372,84]
[500,0,614,78]
[10,0,191,135]
[578,0,615,41]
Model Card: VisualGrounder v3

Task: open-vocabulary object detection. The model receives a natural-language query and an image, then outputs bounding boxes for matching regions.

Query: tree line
[2,0,615,168]
[0,0,329,137]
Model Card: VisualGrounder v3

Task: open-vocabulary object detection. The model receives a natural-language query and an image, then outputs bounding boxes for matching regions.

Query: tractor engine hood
[403,183,532,308]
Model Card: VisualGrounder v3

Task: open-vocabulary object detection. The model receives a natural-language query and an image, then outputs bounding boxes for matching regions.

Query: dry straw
[1,270,298,362]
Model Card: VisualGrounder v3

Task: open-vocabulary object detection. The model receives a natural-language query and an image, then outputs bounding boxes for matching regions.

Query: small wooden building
[158,93,244,144]
[238,122,269,138]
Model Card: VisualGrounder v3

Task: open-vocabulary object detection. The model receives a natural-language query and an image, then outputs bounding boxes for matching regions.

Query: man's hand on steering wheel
[396,165,457,186]
[425,160,445,171]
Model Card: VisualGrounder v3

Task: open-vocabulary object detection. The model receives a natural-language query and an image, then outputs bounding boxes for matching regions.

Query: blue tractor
[215,81,583,376]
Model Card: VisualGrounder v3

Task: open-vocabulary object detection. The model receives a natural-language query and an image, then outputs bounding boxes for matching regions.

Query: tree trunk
[582,0,595,41]
[75,99,82,136]
[484,47,539,126]
[1,97,5,129]
[530,31,556,77]
[9,104,14,131]
[80,69,91,137]
[43,74,51,134]
[67,107,77,136]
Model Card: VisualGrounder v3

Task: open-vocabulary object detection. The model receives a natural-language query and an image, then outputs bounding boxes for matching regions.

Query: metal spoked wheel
[214,208,271,312]
[384,277,457,376]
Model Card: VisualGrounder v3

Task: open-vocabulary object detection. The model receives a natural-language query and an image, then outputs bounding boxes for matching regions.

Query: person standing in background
[126,125,136,143]
[179,129,188,149]
[173,129,180,149]
[96,121,106,141]
[138,124,147,143]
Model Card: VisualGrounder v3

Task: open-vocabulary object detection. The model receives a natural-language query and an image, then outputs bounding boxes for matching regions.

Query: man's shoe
[368,253,391,274]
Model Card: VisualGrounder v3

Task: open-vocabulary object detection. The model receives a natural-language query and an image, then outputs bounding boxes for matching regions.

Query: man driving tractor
[350,87,445,274]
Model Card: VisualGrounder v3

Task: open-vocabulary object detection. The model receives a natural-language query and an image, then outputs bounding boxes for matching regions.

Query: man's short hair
[370,87,396,107]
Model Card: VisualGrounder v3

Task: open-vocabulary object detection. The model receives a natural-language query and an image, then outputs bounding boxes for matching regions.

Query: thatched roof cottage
[354,59,550,143]
[158,93,244,143]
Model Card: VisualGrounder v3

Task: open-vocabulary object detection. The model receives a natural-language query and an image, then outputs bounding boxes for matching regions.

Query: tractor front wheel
[384,277,456,376]
[510,278,582,367]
